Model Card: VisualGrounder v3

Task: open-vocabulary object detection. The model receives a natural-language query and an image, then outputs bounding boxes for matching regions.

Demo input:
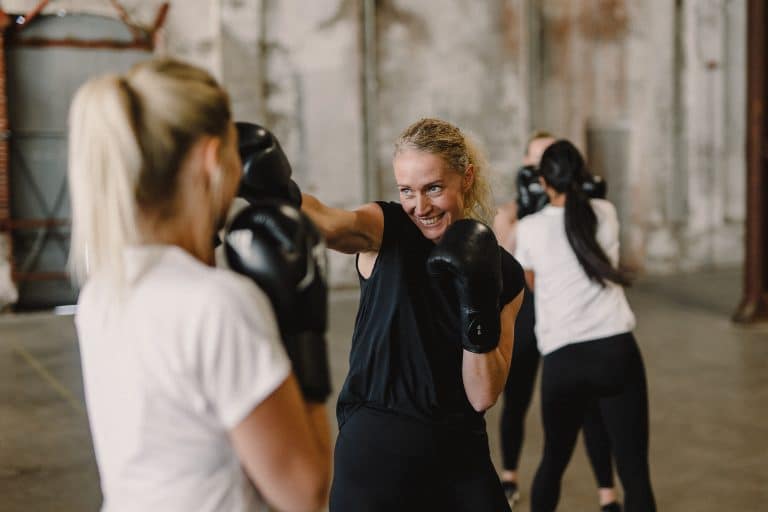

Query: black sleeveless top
[336,202,525,428]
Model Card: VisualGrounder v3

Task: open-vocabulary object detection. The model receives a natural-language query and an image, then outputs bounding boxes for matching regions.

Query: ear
[463,164,475,191]
[200,136,223,185]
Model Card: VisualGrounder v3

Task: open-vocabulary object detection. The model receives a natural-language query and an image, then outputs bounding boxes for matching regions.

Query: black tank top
[336,201,525,428]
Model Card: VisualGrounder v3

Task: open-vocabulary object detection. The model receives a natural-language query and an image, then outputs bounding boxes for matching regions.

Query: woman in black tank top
[303,118,525,511]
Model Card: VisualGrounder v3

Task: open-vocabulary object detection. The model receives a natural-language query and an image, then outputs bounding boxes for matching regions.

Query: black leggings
[500,289,615,488]
[330,406,510,512]
[531,333,656,512]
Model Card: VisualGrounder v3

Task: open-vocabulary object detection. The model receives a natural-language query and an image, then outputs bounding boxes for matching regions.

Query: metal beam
[733,0,768,323]
[0,11,14,288]
[361,0,380,202]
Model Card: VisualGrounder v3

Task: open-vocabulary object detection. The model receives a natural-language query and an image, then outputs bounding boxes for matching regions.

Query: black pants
[330,406,511,511]
[500,289,614,488]
[531,333,656,512]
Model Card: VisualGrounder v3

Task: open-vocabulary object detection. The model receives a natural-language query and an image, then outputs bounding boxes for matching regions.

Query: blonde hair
[67,58,231,286]
[394,118,494,224]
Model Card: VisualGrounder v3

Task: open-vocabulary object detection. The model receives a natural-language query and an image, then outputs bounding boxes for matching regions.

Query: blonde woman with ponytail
[302,118,525,511]
[69,58,330,512]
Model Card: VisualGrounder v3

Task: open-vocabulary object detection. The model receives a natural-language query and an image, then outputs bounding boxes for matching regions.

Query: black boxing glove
[582,173,607,199]
[427,219,503,353]
[515,165,549,220]
[236,122,302,207]
[224,201,331,402]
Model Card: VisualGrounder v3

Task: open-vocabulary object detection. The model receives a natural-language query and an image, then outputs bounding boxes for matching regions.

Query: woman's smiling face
[394,149,470,242]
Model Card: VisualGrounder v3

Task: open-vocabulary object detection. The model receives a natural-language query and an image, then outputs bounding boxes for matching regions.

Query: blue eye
[428,185,442,194]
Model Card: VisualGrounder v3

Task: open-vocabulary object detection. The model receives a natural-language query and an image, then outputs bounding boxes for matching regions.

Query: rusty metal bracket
[5,1,170,50]
[0,1,168,300]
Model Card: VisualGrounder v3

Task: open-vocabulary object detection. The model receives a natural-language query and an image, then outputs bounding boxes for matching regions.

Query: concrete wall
[530,0,746,273]
[1,0,748,298]
[374,0,530,205]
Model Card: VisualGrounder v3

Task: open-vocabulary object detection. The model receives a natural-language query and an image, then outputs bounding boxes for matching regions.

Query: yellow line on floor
[12,343,86,416]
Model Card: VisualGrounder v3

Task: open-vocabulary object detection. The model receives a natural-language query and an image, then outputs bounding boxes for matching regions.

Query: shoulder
[500,248,525,304]
[589,199,619,225]
[590,198,617,217]
[515,209,545,237]
[203,267,277,326]
[501,249,524,280]
[145,248,276,329]
[376,201,405,223]
[376,201,421,244]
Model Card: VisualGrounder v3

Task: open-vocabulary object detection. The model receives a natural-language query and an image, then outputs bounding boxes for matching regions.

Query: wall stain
[376,0,430,45]
[579,0,629,41]
[501,0,519,59]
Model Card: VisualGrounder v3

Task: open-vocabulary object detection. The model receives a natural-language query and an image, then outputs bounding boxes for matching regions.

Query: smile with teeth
[417,213,444,226]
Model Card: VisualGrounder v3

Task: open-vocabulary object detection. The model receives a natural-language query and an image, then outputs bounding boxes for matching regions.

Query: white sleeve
[513,220,533,270]
[595,201,621,266]
[198,274,292,430]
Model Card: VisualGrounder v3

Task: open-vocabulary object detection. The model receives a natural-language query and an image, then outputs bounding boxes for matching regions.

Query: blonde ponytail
[68,76,142,285]
[67,58,231,288]
[461,133,494,225]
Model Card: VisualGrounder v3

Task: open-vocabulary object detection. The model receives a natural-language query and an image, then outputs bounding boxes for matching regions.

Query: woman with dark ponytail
[515,140,655,512]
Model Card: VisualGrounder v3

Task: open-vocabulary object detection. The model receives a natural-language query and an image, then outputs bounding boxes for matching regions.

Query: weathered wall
[531,0,746,273]
[375,0,530,205]
[255,0,364,285]
[2,0,364,287]
[0,0,748,299]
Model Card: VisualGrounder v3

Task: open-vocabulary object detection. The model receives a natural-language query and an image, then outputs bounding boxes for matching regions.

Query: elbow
[300,476,330,512]
[310,466,332,511]
[468,392,498,413]
[268,456,330,512]
[283,468,331,512]
[302,462,331,512]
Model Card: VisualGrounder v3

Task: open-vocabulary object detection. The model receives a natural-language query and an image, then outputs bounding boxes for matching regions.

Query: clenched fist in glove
[224,201,331,402]
[427,219,503,354]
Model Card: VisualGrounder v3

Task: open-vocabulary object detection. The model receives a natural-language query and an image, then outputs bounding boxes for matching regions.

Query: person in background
[516,139,655,512]
[495,132,620,512]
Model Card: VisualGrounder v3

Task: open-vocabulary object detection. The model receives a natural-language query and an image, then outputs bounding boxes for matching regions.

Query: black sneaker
[502,481,520,508]
[601,502,622,512]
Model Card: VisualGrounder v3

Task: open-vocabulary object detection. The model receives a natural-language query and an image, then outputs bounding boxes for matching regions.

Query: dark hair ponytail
[539,140,631,287]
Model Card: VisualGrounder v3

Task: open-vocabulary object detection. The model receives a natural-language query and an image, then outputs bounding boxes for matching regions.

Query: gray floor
[0,267,766,511]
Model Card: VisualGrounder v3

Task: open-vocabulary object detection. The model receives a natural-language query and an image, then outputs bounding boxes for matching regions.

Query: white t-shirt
[514,200,636,355]
[76,245,291,512]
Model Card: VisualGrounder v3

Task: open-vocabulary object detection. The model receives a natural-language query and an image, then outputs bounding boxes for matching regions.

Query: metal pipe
[361,0,379,202]
[0,11,14,288]
[8,36,153,50]
[733,0,768,323]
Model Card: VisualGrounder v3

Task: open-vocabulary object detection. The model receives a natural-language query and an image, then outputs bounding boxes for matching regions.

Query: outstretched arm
[493,202,518,255]
[301,194,384,255]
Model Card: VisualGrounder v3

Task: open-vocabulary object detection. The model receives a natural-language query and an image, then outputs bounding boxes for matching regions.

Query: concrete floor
[0,267,766,511]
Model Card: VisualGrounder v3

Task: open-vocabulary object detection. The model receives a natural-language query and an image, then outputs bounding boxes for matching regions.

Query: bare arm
[301,193,383,255]
[492,202,519,255]
[524,270,534,291]
[230,375,331,512]
[461,289,524,412]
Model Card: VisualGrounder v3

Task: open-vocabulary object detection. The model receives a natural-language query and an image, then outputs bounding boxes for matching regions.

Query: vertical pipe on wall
[0,12,13,280]
[733,0,768,323]
[361,0,379,202]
